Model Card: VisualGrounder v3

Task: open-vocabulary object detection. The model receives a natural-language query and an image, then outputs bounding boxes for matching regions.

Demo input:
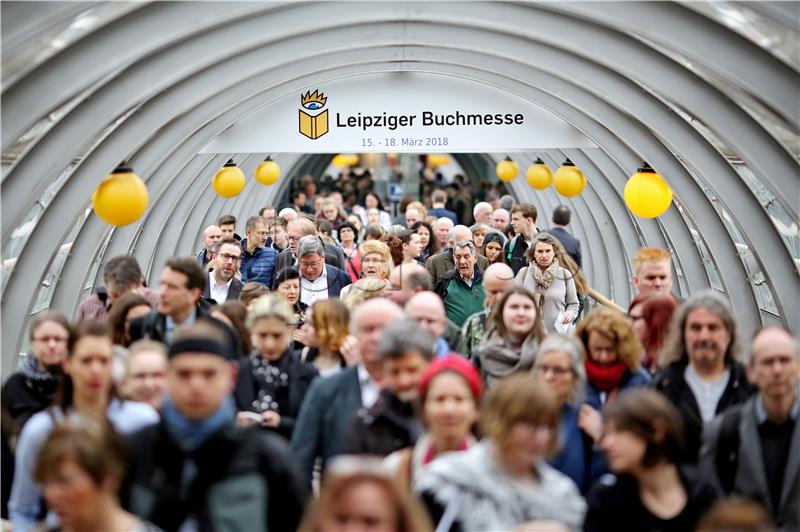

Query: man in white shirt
[203,238,243,304]
[296,235,351,306]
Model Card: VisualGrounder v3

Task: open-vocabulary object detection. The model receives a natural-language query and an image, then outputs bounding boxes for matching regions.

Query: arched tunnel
[2,2,798,375]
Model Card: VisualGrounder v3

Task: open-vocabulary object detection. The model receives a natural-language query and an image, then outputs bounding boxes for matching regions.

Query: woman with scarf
[235,294,318,440]
[338,240,392,300]
[2,312,71,431]
[415,374,586,531]
[476,285,545,388]
[574,307,651,447]
[385,356,482,489]
[9,320,158,531]
[516,232,580,334]
[337,221,362,283]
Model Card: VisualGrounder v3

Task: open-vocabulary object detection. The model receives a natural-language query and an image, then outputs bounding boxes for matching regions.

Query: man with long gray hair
[653,291,755,463]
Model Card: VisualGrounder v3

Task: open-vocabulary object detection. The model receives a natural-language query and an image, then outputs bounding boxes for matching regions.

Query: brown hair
[487,285,545,344]
[524,232,589,299]
[510,202,537,222]
[604,388,684,467]
[480,373,559,455]
[29,311,71,342]
[239,282,269,307]
[106,292,150,346]
[34,414,127,490]
[312,299,350,352]
[56,320,117,414]
[576,307,644,371]
[696,497,773,532]
[218,214,236,226]
[214,300,251,354]
[379,235,404,268]
[164,257,206,293]
[299,459,432,532]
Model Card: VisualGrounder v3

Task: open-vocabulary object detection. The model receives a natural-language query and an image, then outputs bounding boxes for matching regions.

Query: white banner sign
[201,72,596,153]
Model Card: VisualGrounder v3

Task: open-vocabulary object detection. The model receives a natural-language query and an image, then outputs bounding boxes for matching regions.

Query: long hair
[629,293,677,362]
[411,220,439,256]
[660,290,740,367]
[312,299,350,353]
[487,285,546,343]
[525,232,588,296]
[106,293,150,346]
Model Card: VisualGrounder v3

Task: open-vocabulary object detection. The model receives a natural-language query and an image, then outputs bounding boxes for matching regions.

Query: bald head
[405,291,447,339]
[449,225,473,247]
[388,262,431,306]
[473,202,493,224]
[492,209,510,231]
[351,298,405,366]
[202,225,222,253]
[483,263,515,309]
[748,326,799,410]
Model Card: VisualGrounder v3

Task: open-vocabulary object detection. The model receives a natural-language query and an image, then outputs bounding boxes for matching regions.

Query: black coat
[129,306,209,345]
[584,466,719,532]
[653,360,754,463]
[201,276,243,304]
[234,351,318,439]
[341,390,424,457]
[1,372,58,429]
[547,226,582,268]
[121,420,307,532]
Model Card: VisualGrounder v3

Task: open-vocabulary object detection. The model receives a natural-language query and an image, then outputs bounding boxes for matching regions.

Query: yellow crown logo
[301,90,327,110]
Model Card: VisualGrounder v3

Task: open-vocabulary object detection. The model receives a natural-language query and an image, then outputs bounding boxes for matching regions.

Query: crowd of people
[1,174,798,532]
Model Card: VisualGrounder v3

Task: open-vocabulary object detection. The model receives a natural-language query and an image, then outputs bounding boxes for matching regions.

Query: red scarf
[584,359,628,392]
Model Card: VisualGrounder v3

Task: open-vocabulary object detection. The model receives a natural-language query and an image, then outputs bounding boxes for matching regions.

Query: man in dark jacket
[653,291,755,463]
[546,205,582,268]
[195,225,222,268]
[129,257,209,345]
[202,239,243,304]
[296,236,351,306]
[504,203,538,275]
[122,322,307,532]
[701,327,799,530]
[240,216,278,289]
[341,320,433,455]
[434,240,485,328]
[426,225,488,286]
[291,299,404,489]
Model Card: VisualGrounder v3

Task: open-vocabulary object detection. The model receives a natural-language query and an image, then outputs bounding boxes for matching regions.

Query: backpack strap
[715,405,743,493]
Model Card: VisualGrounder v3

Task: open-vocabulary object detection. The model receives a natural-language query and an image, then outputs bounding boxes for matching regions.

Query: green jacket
[434,268,485,327]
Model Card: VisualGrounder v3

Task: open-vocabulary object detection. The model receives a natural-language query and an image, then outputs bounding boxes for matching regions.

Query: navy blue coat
[240,239,278,288]
[547,226,582,268]
[320,264,353,298]
[291,367,363,489]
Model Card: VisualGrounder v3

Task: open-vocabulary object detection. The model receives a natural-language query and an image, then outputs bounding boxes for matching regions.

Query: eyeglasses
[218,253,241,262]
[33,336,68,344]
[299,260,321,270]
[535,365,572,376]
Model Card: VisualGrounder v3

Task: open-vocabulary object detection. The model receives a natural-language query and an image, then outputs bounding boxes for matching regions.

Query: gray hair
[453,239,477,257]
[379,319,435,362]
[535,334,586,403]
[448,224,470,244]
[660,290,741,367]
[436,217,454,229]
[500,194,516,211]
[278,207,297,220]
[297,235,324,258]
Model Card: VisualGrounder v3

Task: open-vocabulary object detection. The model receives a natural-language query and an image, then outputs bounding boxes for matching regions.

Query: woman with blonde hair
[339,239,391,300]
[235,294,318,439]
[298,299,351,376]
[300,456,432,532]
[574,307,651,446]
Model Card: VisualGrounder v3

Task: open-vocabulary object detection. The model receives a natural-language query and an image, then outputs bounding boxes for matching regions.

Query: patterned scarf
[248,351,291,414]
[528,257,560,314]
[19,352,59,382]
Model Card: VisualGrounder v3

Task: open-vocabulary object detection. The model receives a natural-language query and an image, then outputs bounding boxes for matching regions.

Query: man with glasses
[296,235,351,306]
[240,215,278,289]
[202,238,243,304]
[277,217,345,272]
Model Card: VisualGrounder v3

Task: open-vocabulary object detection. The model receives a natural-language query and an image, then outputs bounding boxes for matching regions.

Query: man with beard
[202,239,243,304]
[653,291,755,463]
[341,320,434,456]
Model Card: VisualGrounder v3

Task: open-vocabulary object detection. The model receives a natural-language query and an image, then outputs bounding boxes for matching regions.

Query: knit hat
[419,355,483,404]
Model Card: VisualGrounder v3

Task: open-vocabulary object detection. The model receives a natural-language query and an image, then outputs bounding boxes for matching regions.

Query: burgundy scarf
[585,358,628,392]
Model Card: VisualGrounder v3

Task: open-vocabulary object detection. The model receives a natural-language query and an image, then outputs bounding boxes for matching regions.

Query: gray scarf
[414,440,586,531]
[477,330,539,389]
[19,352,59,382]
